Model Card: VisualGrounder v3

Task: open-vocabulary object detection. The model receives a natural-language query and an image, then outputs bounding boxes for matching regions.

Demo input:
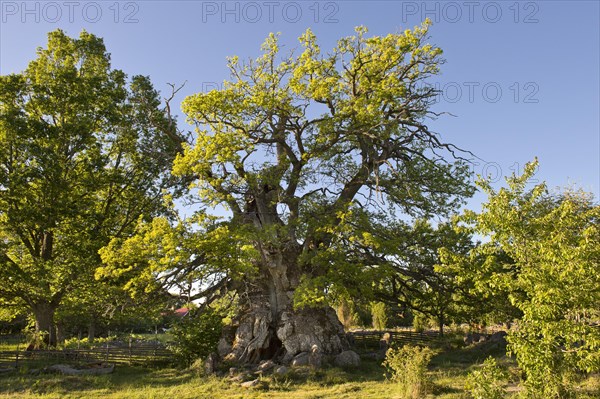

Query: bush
[371,302,388,330]
[336,297,360,330]
[465,356,507,399]
[412,313,426,333]
[168,309,222,366]
[383,345,434,399]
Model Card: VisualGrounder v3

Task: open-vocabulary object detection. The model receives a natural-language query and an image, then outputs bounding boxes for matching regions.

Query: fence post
[15,338,21,368]
[105,342,109,362]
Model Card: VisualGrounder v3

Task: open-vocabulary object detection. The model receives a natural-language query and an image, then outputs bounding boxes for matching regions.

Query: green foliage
[95,23,475,333]
[383,345,434,398]
[168,309,223,366]
[449,159,600,397]
[336,297,361,330]
[412,312,427,333]
[370,302,388,330]
[163,21,474,312]
[372,218,492,336]
[0,29,180,343]
[465,356,507,399]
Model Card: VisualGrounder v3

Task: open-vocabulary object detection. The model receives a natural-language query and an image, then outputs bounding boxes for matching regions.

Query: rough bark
[31,302,57,348]
[222,248,347,364]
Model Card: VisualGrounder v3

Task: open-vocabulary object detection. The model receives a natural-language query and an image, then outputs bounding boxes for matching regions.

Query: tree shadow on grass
[0,365,197,395]
[430,341,509,370]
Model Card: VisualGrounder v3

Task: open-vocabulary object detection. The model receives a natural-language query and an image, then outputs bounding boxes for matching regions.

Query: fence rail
[0,330,439,368]
[348,330,439,351]
[0,344,173,368]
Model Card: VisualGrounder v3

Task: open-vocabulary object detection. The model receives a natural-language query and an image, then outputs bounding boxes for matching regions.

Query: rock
[274,366,288,375]
[464,332,486,345]
[241,378,260,388]
[309,344,322,368]
[489,331,508,344]
[204,353,217,375]
[291,351,309,367]
[334,350,361,368]
[257,359,276,371]
[380,332,392,350]
[229,367,238,377]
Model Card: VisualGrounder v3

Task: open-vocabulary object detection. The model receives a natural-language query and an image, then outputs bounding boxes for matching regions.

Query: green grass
[0,343,598,399]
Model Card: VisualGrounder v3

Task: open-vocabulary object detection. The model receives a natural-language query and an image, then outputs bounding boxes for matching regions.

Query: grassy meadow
[1,340,598,399]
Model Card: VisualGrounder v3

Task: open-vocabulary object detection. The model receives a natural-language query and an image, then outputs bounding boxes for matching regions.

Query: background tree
[373,218,519,336]
[102,21,473,363]
[0,30,182,346]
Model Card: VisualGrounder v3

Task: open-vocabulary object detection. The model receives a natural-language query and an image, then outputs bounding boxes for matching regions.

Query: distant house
[173,307,190,318]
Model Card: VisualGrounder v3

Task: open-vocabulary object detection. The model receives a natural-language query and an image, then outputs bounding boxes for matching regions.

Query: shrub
[383,345,434,399]
[336,297,360,330]
[465,356,507,399]
[168,309,222,366]
[371,302,388,330]
[412,313,426,333]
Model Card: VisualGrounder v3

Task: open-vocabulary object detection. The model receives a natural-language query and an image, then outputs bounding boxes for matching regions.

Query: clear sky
[1,0,599,212]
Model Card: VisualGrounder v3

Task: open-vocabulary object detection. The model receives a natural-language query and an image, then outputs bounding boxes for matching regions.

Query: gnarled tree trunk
[221,245,347,364]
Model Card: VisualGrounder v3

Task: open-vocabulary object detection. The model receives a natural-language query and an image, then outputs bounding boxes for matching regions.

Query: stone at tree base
[274,366,288,375]
[489,331,507,344]
[241,378,260,388]
[258,359,276,371]
[334,350,361,368]
[291,352,309,367]
[308,344,322,368]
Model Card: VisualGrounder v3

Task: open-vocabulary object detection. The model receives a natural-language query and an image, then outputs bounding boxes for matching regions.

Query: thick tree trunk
[438,313,444,337]
[88,319,96,343]
[56,321,65,345]
[31,302,57,348]
[221,249,347,364]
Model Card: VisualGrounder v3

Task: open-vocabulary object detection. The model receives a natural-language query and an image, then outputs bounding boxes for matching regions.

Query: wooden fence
[0,330,440,369]
[0,343,174,368]
[348,330,439,352]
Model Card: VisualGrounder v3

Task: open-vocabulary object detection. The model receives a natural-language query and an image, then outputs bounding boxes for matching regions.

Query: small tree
[168,309,223,366]
[453,159,600,397]
[383,345,434,399]
[465,356,507,399]
[336,297,360,330]
[371,302,388,330]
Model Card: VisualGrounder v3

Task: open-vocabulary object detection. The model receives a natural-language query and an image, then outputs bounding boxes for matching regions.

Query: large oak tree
[0,30,181,346]
[102,21,473,363]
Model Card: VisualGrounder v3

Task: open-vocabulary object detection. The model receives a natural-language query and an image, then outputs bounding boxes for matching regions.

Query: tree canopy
[0,29,181,346]
[445,160,600,396]
[100,21,475,362]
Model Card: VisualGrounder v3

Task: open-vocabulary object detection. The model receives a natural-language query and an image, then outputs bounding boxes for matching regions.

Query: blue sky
[1,0,599,212]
